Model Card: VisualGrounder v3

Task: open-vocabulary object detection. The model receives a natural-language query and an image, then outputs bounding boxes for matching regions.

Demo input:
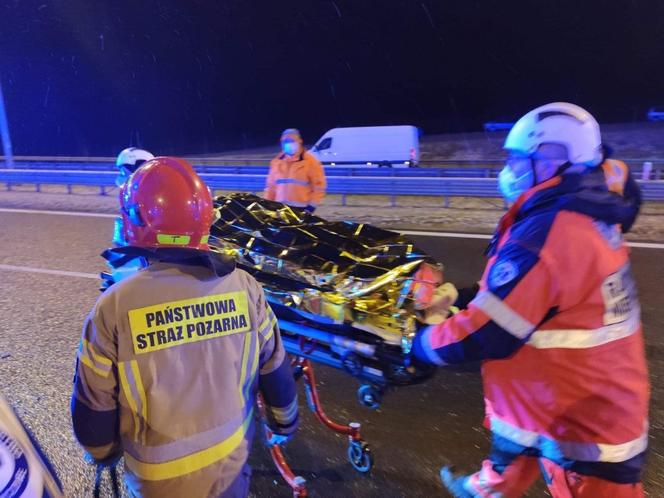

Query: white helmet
[115,147,154,174]
[504,102,602,165]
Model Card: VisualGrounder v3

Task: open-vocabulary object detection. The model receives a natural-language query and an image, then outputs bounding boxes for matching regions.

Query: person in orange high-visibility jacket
[264,128,326,212]
[413,103,649,498]
[71,157,298,498]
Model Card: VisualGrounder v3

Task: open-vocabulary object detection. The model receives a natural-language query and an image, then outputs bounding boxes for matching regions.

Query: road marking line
[400,230,492,240]
[0,264,98,279]
[0,207,116,218]
[625,241,664,249]
[1,208,662,249]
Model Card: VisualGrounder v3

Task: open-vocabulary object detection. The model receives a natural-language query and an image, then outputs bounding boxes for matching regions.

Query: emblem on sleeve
[489,260,519,287]
[0,430,30,497]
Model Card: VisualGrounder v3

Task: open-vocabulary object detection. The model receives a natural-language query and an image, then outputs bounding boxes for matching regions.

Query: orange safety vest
[602,158,629,195]
[264,151,326,208]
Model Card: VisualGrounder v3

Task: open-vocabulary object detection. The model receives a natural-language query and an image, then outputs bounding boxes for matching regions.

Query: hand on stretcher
[418,282,459,324]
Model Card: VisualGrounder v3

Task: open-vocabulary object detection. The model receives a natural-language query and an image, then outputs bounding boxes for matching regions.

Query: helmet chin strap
[532,159,572,185]
[553,161,572,177]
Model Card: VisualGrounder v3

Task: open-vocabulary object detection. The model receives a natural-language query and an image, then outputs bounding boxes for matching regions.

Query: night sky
[2,0,664,156]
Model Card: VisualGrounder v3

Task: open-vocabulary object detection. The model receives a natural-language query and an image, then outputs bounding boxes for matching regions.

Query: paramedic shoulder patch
[128,291,250,354]
[489,260,519,288]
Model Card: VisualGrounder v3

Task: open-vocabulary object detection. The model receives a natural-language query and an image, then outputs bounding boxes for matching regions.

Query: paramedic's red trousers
[461,435,645,498]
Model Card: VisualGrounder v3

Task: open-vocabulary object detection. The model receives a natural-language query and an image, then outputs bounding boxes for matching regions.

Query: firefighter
[263,128,326,212]
[72,157,298,497]
[413,103,649,497]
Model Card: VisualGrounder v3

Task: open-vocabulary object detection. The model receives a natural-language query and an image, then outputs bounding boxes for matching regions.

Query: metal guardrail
[1,169,663,204]
[640,181,664,201]
[7,162,498,178]
[2,158,664,180]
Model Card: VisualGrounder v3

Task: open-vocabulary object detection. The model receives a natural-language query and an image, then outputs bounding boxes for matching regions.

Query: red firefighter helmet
[119,157,214,250]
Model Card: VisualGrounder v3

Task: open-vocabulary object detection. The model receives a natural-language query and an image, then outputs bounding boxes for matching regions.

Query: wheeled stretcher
[255,309,440,497]
[207,195,453,496]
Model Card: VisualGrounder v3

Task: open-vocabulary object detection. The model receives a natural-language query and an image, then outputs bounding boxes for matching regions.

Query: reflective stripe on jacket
[72,261,298,498]
[413,170,650,465]
[264,151,326,207]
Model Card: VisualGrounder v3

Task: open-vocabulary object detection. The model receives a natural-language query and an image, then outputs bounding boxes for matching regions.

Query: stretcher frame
[261,312,436,497]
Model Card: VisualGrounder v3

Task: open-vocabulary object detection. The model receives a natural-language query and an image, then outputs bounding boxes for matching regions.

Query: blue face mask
[282,141,299,156]
[498,164,535,203]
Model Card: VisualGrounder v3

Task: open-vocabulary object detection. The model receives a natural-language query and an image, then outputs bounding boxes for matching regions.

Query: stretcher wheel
[341,352,363,377]
[348,441,373,473]
[357,384,382,410]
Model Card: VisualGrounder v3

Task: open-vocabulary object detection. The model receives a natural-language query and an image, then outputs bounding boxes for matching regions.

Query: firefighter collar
[102,246,236,277]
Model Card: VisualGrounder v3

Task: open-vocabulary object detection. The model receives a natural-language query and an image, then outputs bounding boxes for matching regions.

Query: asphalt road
[0,209,661,497]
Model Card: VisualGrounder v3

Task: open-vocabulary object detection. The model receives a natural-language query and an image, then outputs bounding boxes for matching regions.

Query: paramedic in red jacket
[413,103,649,498]
[264,128,326,213]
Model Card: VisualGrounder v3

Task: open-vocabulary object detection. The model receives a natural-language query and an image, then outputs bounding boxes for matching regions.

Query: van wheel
[379,161,392,168]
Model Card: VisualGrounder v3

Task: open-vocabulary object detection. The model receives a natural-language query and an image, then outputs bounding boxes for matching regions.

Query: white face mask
[282,141,299,156]
[498,164,535,203]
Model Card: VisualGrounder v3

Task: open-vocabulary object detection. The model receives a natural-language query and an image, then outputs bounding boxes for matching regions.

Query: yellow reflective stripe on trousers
[124,407,254,481]
[119,360,147,443]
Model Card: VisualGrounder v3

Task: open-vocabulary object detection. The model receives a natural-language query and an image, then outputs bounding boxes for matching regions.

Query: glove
[87,452,122,498]
[454,282,480,310]
[267,433,291,446]
[304,205,316,214]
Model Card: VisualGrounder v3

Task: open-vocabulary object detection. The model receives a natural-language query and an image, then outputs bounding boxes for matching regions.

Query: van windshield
[315,137,332,151]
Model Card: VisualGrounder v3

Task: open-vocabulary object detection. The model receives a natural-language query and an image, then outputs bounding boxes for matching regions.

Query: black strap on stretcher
[93,464,121,498]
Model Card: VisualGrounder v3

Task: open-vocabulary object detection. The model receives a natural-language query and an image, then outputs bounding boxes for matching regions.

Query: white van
[310,125,420,167]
